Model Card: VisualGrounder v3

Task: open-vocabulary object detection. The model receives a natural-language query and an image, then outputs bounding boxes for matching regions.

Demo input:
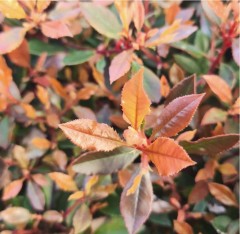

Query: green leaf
[174,54,201,74]
[29,39,65,55]
[212,216,231,233]
[120,170,153,234]
[143,67,161,103]
[194,30,210,52]
[95,217,128,234]
[165,74,195,105]
[149,213,171,227]
[180,134,239,156]
[63,50,95,66]
[172,41,205,58]
[72,147,140,175]
[219,63,236,88]
[80,3,122,39]
[0,117,10,149]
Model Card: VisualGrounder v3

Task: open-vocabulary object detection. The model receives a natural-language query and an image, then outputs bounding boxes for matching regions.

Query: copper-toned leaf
[72,147,139,175]
[109,50,133,84]
[120,170,153,234]
[48,172,78,192]
[174,220,194,234]
[31,137,51,150]
[151,94,204,139]
[228,97,240,115]
[180,134,239,156]
[208,182,238,206]
[36,85,50,109]
[188,180,209,204]
[41,20,72,39]
[165,74,195,105]
[176,130,197,142]
[0,28,26,54]
[144,137,195,176]
[121,68,151,130]
[201,108,228,125]
[0,0,26,19]
[160,75,170,98]
[2,179,24,201]
[123,127,147,147]
[7,39,30,68]
[59,119,125,151]
[26,181,45,211]
[203,75,232,104]
[73,204,92,234]
[80,2,122,39]
[73,106,97,121]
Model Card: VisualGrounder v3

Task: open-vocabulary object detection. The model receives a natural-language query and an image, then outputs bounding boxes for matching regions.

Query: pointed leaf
[41,20,72,39]
[0,28,26,54]
[0,0,26,19]
[59,119,125,151]
[80,3,122,39]
[26,181,45,211]
[144,137,195,176]
[72,147,139,175]
[151,94,204,139]
[109,50,133,84]
[165,74,196,105]
[121,69,151,130]
[120,170,153,234]
[48,172,78,192]
[63,50,95,66]
[2,179,24,201]
[203,75,232,104]
[180,134,239,156]
[208,182,238,206]
[188,181,209,204]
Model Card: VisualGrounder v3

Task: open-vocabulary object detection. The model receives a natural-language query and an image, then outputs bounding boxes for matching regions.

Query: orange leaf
[0,0,26,19]
[208,182,238,206]
[20,103,37,119]
[123,127,147,147]
[2,179,24,201]
[151,94,204,139]
[31,137,51,150]
[36,85,50,109]
[85,176,99,194]
[0,28,26,55]
[68,191,85,201]
[48,172,78,192]
[41,20,73,39]
[59,119,125,151]
[0,55,12,95]
[160,75,170,98]
[203,75,232,104]
[174,220,193,234]
[176,130,197,142]
[228,97,240,115]
[144,137,195,176]
[7,39,30,68]
[218,163,238,176]
[121,68,151,130]
[109,50,133,84]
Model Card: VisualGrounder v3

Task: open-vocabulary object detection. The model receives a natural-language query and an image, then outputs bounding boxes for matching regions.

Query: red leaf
[151,94,205,139]
[144,137,196,176]
[41,20,73,39]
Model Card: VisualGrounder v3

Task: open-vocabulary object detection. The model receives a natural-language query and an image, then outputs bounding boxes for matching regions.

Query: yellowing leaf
[160,75,170,98]
[144,137,196,176]
[36,85,50,109]
[41,20,73,39]
[0,28,26,55]
[121,68,151,130]
[109,50,133,84]
[208,182,238,206]
[20,103,37,119]
[229,97,240,115]
[12,145,29,169]
[59,119,125,151]
[2,179,24,201]
[68,191,85,201]
[203,75,233,104]
[218,163,238,176]
[0,56,12,100]
[85,175,99,194]
[174,220,193,234]
[36,0,51,13]
[0,0,26,19]
[48,172,78,192]
[31,138,51,150]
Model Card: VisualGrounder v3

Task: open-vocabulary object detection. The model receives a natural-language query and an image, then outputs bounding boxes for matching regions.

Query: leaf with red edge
[180,134,239,156]
[59,119,125,151]
[208,182,238,206]
[144,137,196,176]
[41,20,73,39]
[0,28,26,55]
[120,170,153,234]
[2,179,24,201]
[203,75,232,104]
[121,68,151,130]
[109,50,133,84]
[151,94,205,139]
